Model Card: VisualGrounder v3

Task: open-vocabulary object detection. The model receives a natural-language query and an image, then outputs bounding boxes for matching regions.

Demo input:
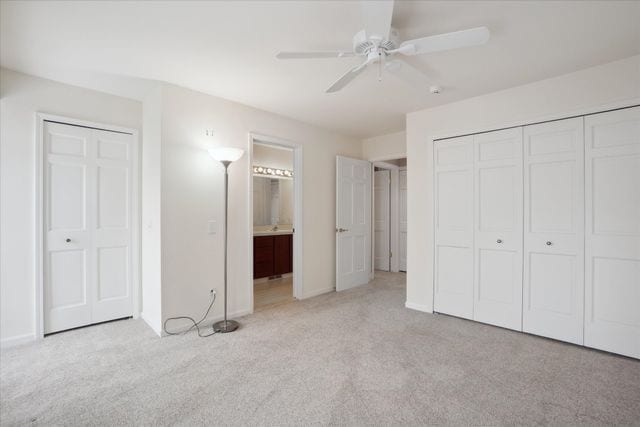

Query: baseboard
[0,333,36,348]
[301,286,335,299]
[160,308,253,337]
[405,301,433,313]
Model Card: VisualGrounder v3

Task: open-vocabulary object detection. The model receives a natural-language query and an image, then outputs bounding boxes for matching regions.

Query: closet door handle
[496,239,502,244]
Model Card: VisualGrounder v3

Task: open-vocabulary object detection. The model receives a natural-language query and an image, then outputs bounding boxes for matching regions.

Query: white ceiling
[2,1,639,138]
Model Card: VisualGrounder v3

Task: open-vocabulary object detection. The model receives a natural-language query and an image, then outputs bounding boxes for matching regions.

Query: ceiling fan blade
[326,58,372,93]
[385,59,431,89]
[360,0,394,40]
[276,51,356,59]
[399,26,490,56]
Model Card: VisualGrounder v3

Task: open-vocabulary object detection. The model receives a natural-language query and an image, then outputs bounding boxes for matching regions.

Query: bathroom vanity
[253,231,293,279]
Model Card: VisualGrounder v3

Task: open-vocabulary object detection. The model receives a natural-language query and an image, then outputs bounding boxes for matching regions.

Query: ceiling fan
[275,0,490,93]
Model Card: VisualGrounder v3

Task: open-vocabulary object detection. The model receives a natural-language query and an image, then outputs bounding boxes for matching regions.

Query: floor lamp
[208,147,245,333]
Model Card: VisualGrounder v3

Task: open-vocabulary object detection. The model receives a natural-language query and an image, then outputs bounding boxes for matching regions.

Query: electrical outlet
[205,129,215,137]
[209,289,216,300]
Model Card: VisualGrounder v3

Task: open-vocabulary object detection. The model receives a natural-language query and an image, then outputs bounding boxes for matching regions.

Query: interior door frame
[248,133,303,308]
[373,168,391,272]
[35,113,140,340]
[398,165,407,272]
[372,160,401,274]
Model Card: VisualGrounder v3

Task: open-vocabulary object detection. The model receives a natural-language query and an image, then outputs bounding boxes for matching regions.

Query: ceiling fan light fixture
[275,0,489,94]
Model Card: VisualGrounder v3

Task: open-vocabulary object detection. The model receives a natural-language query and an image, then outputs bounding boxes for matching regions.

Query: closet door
[523,117,584,344]
[584,106,640,359]
[44,122,93,333]
[44,121,134,334]
[91,128,134,323]
[434,136,474,319]
[472,128,523,331]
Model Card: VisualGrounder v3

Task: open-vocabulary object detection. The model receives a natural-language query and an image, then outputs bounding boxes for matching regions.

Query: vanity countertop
[253,229,293,237]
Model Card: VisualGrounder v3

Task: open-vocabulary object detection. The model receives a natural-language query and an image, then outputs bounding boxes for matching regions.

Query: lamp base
[212,319,240,333]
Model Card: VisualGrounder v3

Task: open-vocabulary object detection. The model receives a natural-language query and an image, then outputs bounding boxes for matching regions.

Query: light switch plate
[207,220,217,234]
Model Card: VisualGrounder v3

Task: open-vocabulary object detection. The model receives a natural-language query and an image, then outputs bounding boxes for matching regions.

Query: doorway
[36,115,139,337]
[372,158,407,274]
[249,135,302,311]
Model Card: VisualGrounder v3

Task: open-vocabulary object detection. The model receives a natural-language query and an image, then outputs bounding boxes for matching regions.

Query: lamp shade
[208,147,244,163]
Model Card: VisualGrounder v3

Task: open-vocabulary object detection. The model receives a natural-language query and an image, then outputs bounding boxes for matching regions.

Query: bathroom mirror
[253,176,293,226]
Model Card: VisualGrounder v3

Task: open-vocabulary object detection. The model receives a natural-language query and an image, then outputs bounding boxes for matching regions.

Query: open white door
[336,156,371,291]
[374,169,390,271]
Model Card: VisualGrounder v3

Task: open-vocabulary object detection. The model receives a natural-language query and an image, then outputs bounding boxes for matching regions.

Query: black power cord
[163,291,218,337]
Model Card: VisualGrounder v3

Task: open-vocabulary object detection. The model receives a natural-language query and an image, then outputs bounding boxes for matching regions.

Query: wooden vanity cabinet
[253,234,293,279]
[253,236,275,279]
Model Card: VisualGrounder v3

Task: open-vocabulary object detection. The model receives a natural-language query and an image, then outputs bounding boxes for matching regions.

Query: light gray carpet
[1,272,639,426]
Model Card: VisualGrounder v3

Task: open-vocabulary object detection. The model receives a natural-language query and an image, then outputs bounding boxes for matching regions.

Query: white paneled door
[434,136,474,319]
[473,128,523,331]
[374,169,390,271]
[584,106,640,359]
[399,168,407,272]
[44,121,134,334]
[523,117,585,344]
[336,156,372,291]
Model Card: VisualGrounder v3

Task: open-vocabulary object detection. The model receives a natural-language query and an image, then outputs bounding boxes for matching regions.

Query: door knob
[65,238,71,243]
[546,241,552,246]
[496,239,503,244]
[336,228,349,233]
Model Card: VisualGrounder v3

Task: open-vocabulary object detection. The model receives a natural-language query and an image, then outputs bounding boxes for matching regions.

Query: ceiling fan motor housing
[353,27,401,55]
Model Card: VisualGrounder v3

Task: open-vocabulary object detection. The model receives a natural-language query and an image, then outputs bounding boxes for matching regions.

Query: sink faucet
[271,225,279,231]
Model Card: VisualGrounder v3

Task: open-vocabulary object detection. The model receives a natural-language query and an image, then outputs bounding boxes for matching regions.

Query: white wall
[405,55,640,312]
[157,83,362,331]
[140,86,163,335]
[362,130,406,161]
[0,68,142,346]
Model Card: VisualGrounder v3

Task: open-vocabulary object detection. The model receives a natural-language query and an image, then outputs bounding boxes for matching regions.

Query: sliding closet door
[472,128,523,331]
[434,136,474,319]
[523,117,584,344]
[584,106,640,359]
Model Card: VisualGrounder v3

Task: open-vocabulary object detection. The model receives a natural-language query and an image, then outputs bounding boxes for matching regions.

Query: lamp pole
[212,159,240,333]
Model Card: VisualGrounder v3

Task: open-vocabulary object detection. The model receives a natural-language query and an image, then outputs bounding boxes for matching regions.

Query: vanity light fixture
[253,165,294,179]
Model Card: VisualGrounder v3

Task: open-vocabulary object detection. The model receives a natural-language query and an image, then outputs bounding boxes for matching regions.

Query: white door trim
[248,133,303,307]
[35,113,140,340]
